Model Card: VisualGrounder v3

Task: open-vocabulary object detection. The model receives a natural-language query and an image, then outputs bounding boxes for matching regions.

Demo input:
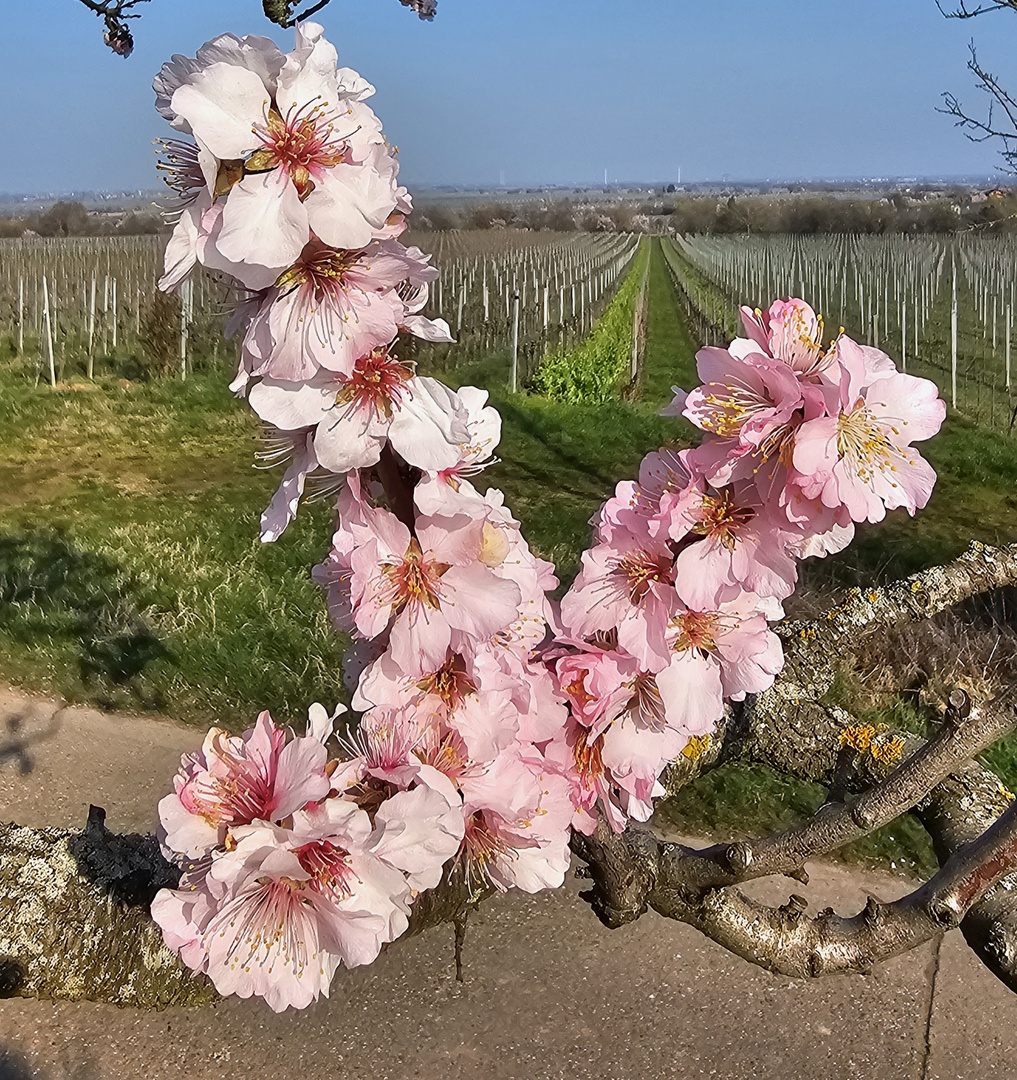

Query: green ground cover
[0,237,1014,878]
[532,241,650,404]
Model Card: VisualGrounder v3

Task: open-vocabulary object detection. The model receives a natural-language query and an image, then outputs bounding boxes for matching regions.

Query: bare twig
[940,44,1017,172]
[74,0,149,56]
[938,0,1017,18]
[78,0,436,53]
[262,0,436,28]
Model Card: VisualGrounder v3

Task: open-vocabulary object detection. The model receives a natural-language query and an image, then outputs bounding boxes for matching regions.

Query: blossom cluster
[549,298,945,827]
[154,21,456,546]
[150,25,946,1012]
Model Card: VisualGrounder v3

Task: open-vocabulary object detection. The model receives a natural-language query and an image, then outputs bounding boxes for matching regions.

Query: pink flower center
[563,668,596,712]
[155,138,206,207]
[215,878,315,979]
[416,727,473,786]
[836,399,913,482]
[691,492,756,550]
[336,351,414,421]
[625,673,667,733]
[572,725,607,782]
[252,103,348,198]
[612,550,673,603]
[670,610,722,656]
[179,731,276,827]
[416,656,477,709]
[379,538,450,614]
[697,377,774,437]
[295,839,355,904]
[771,305,829,375]
[277,242,363,302]
[462,811,517,885]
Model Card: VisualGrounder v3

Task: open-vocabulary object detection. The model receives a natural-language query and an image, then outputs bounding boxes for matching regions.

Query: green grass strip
[533,241,649,404]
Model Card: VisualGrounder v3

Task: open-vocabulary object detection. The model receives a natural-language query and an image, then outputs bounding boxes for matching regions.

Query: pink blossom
[349,506,523,676]
[312,481,369,635]
[259,430,316,543]
[672,347,804,461]
[155,139,217,291]
[595,448,694,543]
[739,298,832,378]
[544,720,629,836]
[458,749,573,892]
[330,703,430,796]
[368,782,466,891]
[153,803,413,1012]
[656,587,783,735]
[162,23,400,282]
[153,32,285,133]
[667,477,800,604]
[600,679,685,824]
[552,643,638,735]
[247,350,470,474]
[453,488,559,668]
[158,707,338,859]
[237,239,447,382]
[353,647,479,717]
[559,517,676,671]
[547,649,685,832]
[413,387,502,516]
[792,337,945,523]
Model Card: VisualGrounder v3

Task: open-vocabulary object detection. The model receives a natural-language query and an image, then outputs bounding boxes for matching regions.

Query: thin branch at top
[938,0,1017,17]
[78,0,436,54]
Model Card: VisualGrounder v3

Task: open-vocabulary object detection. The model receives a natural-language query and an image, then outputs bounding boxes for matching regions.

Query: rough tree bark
[3,541,1017,1008]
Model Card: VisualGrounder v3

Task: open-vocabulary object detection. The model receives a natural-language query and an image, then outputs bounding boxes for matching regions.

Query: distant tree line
[415,201,636,233]
[4,191,1014,242]
[0,201,164,239]
[413,190,1017,235]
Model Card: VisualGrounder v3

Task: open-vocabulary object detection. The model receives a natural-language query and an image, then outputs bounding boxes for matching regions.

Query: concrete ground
[0,686,1013,1080]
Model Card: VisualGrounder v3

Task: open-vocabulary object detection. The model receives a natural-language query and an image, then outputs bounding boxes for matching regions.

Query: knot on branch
[725,842,754,873]
[947,687,973,728]
[570,824,660,929]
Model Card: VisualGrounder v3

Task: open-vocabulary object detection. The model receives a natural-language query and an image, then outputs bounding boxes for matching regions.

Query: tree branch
[650,687,1016,895]
[78,0,436,54]
[261,0,436,28]
[575,791,1017,981]
[74,0,150,55]
[938,0,1017,18]
[5,541,1017,1006]
[940,42,1017,172]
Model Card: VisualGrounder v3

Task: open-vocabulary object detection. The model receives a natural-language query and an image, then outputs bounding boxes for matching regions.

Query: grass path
[637,237,699,408]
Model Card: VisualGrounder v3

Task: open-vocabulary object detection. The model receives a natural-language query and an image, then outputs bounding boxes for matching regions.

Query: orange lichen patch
[682,734,711,761]
[838,723,877,754]
[869,734,906,766]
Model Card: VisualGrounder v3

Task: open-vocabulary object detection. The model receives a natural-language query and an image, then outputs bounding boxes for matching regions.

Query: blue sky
[2,0,1016,193]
